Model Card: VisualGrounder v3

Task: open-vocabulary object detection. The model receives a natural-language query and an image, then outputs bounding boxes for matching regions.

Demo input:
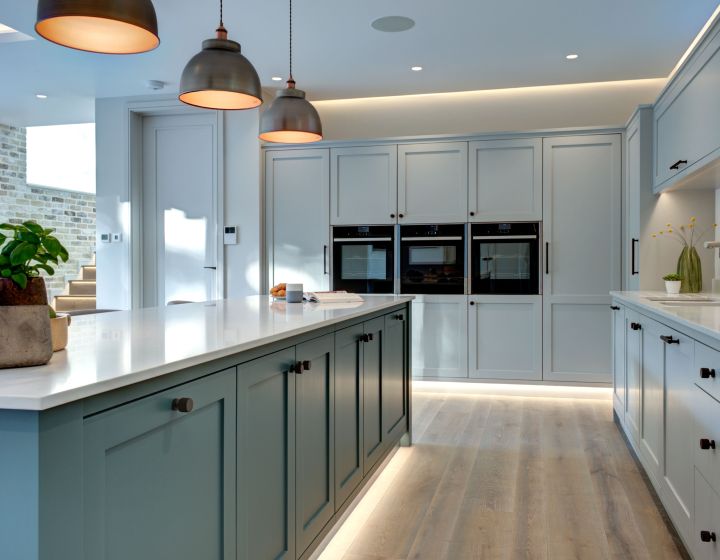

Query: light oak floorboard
[327,389,683,560]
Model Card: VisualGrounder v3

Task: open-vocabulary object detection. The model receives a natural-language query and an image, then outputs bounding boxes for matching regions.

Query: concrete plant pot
[0,277,53,368]
[665,280,682,295]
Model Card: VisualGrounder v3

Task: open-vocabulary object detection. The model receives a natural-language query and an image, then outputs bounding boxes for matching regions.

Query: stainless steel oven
[400,224,466,294]
[470,222,540,294]
[331,225,395,293]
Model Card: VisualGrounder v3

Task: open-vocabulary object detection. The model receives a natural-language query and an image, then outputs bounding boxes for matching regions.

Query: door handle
[701,368,716,379]
[204,266,217,270]
[669,159,688,170]
[700,438,716,450]
[660,335,679,345]
[630,322,642,331]
[545,242,549,275]
[323,245,328,275]
[289,361,304,374]
[610,305,620,311]
[631,238,639,275]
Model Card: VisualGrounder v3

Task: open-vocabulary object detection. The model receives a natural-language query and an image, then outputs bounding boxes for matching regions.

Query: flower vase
[677,246,703,293]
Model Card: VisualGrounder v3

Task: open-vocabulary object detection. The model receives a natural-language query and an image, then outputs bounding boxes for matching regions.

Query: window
[26,123,96,194]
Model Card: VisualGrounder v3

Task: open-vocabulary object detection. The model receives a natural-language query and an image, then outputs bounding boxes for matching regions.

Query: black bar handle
[660,335,679,345]
[545,242,549,275]
[701,368,716,379]
[323,245,328,275]
[631,238,639,275]
[610,305,620,311]
[669,159,688,170]
[630,322,642,331]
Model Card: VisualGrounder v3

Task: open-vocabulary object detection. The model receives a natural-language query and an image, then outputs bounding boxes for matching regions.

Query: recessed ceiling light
[565,53,579,60]
[371,16,415,33]
[411,66,423,72]
[271,76,283,81]
[35,94,48,99]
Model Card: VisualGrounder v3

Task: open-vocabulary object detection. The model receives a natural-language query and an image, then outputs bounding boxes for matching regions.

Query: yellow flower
[666,223,672,227]
[689,223,695,228]
[691,216,697,222]
[652,234,657,238]
[668,229,673,233]
[659,231,664,235]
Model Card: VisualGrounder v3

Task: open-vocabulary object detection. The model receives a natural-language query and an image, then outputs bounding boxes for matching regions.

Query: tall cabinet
[265,149,330,291]
[542,135,622,383]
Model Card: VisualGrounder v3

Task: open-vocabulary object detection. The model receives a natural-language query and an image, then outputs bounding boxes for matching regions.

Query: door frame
[126,98,225,309]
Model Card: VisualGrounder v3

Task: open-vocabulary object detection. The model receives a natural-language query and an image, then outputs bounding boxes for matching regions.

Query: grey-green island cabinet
[0,298,412,560]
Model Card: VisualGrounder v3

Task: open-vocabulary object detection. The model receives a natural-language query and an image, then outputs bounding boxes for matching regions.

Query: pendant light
[259,0,322,143]
[179,0,262,111]
[35,0,159,54]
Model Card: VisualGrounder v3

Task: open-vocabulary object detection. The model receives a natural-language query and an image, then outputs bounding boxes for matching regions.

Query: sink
[661,301,720,307]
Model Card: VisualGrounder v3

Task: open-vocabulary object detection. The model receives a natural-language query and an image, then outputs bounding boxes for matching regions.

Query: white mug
[286,283,303,303]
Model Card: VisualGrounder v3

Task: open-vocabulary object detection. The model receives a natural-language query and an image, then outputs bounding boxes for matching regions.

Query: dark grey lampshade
[259,86,323,143]
[179,35,262,111]
[35,0,159,54]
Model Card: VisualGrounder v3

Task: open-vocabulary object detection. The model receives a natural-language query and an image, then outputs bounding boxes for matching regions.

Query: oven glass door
[400,239,465,294]
[472,238,539,294]
[332,240,394,293]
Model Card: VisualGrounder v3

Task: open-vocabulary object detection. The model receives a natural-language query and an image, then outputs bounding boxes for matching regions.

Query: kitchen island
[610,291,720,559]
[0,295,413,560]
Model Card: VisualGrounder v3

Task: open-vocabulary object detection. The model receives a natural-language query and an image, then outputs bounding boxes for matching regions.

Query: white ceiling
[0,0,718,126]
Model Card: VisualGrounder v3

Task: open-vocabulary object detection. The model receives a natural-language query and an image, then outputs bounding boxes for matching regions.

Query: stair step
[54,295,96,312]
[68,280,96,296]
[81,266,96,281]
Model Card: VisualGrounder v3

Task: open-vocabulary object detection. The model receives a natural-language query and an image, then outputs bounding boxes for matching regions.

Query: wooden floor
[318,387,684,560]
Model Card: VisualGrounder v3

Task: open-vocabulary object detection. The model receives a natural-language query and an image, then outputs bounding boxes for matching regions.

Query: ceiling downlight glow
[565,53,579,60]
[35,94,48,99]
[411,66,423,72]
[271,76,283,81]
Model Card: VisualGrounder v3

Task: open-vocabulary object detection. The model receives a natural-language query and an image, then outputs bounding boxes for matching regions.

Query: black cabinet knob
[171,397,194,413]
[469,301,475,306]
[610,305,620,311]
[360,334,369,343]
[390,213,396,219]
[701,368,716,379]
[302,360,312,371]
[394,314,404,320]
[367,333,374,342]
[630,322,641,331]
[469,211,475,217]
[398,213,405,218]
[701,530,717,542]
[660,335,679,345]
[290,361,304,374]
[700,438,716,450]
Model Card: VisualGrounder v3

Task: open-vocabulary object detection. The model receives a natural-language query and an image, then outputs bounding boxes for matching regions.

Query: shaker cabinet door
[363,316,386,474]
[383,310,408,442]
[83,369,237,560]
[237,348,296,560]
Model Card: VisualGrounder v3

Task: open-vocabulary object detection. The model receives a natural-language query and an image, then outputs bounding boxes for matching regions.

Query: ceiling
[0,0,718,126]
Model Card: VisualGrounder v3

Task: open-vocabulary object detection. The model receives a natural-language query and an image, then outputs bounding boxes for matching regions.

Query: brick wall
[0,123,96,299]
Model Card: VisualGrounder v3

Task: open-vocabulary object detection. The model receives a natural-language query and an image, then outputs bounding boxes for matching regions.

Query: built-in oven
[331,225,395,293]
[400,224,466,294]
[470,222,540,294]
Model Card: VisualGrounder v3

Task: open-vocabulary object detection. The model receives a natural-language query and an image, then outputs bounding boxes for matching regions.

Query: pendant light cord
[220,0,224,27]
[288,0,293,82]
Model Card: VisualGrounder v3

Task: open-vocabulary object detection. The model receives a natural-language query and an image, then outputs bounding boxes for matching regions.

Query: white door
[542,135,622,383]
[330,145,397,225]
[625,111,647,290]
[266,149,330,291]
[468,138,542,222]
[468,295,542,381]
[141,113,220,307]
[411,295,468,379]
[398,142,468,224]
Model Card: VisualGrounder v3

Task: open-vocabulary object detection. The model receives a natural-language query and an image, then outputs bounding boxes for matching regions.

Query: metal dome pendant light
[35,0,160,54]
[259,0,322,143]
[179,0,262,111]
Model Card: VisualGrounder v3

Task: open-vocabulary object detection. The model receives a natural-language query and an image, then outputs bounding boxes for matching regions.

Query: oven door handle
[472,235,538,240]
[401,236,463,241]
[333,237,393,242]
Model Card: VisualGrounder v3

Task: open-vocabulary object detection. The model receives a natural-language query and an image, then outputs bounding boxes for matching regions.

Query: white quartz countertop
[611,291,720,342]
[0,295,413,411]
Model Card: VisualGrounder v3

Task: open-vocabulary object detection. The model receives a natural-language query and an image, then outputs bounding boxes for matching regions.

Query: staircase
[54,264,96,312]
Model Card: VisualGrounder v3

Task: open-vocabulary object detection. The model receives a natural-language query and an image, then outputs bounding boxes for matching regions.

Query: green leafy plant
[0,221,69,289]
[663,273,682,282]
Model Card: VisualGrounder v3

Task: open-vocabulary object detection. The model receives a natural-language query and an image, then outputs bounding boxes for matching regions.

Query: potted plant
[663,273,682,295]
[0,221,69,368]
[653,217,716,293]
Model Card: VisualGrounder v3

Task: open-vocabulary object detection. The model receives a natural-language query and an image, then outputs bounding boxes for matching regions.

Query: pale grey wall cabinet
[397,142,468,223]
[542,134,622,383]
[330,146,398,225]
[653,22,720,192]
[84,369,237,560]
[266,149,330,291]
[468,138,542,222]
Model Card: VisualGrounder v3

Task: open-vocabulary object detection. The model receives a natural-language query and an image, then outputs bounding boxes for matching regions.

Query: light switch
[224,226,238,245]
[112,233,122,243]
[100,233,111,243]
